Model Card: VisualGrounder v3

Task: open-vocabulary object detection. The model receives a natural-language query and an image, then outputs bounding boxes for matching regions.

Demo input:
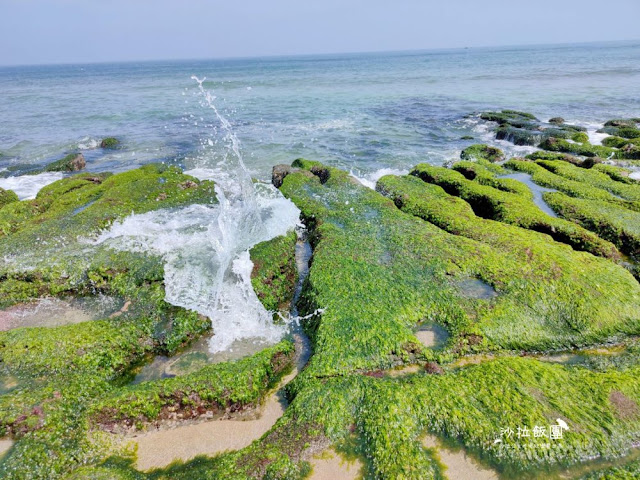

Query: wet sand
[422,434,498,480]
[0,438,13,459]
[416,330,437,348]
[134,388,288,471]
[309,448,362,480]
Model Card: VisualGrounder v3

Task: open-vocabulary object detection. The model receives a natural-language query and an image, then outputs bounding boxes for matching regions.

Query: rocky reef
[1,113,640,479]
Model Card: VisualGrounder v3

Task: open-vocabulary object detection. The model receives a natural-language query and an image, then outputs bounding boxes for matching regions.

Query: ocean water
[1,40,639,183]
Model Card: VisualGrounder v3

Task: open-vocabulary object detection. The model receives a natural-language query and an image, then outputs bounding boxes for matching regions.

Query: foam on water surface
[0,172,64,200]
[350,167,408,190]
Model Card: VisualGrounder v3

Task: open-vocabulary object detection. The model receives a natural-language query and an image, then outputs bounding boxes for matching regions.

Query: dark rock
[424,362,444,375]
[549,117,565,125]
[272,164,293,188]
[460,135,474,140]
[496,126,542,146]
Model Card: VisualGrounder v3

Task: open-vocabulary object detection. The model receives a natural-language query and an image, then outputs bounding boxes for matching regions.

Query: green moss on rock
[90,341,294,429]
[250,231,298,314]
[504,159,640,212]
[44,153,86,172]
[100,137,120,149]
[0,188,18,208]
[409,162,620,258]
[539,137,621,159]
[534,159,640,203]
[460,144,505,163]
[544,192,640,259]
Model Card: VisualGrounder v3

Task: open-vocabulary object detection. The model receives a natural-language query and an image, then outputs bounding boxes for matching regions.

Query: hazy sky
[1,0,639,66]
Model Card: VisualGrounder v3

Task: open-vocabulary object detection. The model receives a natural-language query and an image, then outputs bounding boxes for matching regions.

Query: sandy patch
[0,438,13,459]
[422,434,498,480]
[309,448,362,479]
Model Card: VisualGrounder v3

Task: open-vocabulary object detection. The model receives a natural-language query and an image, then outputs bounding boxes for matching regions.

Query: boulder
[45,153,86,172]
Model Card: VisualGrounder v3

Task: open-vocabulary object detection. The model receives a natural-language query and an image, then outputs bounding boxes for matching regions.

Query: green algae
[539,137,640,160]
[534,160,640,203]
[3,157,640,480]
[544,193,640,259]
[601,136,640,149]
[525,150,583,164]
[250,231,298,314]
[460,144,505,163]
[592,164,639,184]
[90,341,294,430]
[0,164,222,479]
[451,160,534,198]
[0,188,18,209]
[44,153,86,172]
[504,159,640,212]
[409,162,620,259]
[100,137,120,149]
[377,173,640,351]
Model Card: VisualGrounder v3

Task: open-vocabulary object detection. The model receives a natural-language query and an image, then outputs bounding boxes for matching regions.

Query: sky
[0,0,639,66]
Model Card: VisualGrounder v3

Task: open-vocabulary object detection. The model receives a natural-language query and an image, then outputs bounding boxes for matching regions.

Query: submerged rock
[549,116,565,125]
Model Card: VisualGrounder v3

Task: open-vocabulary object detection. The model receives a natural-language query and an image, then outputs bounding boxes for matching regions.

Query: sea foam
[0,172,64,200]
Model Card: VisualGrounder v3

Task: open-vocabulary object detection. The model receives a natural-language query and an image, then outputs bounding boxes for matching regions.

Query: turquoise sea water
[1,40,639,181]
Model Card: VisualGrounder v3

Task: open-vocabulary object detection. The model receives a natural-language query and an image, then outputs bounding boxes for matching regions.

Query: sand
[309,449,362,479]
[422,434,498,480]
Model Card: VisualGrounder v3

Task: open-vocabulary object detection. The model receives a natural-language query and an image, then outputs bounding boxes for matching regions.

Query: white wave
[629,171,640,180]
[0,172,64,200]
[77,137,99,150]
[350,167,409,190]
[580,123,608,146]
[96,183,300,353]
[295,118,354,133]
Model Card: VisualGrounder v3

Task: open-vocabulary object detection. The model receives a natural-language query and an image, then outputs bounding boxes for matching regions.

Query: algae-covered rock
[44,153,86,172]
[506,158,640,211]
[100,137,119,149]
[0,187,19,209]
[525,150,583,165]
[539,137,620,158]
[460,143,505,163]
[250,231,298,314]
[604,118,640,128]
[0,164,221,478]
[410,162,620,258]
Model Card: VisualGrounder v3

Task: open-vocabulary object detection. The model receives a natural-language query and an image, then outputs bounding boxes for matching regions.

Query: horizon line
[1,37,638,69]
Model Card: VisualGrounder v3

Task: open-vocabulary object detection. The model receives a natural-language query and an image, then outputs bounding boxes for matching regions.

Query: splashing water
[96,77,301,353]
